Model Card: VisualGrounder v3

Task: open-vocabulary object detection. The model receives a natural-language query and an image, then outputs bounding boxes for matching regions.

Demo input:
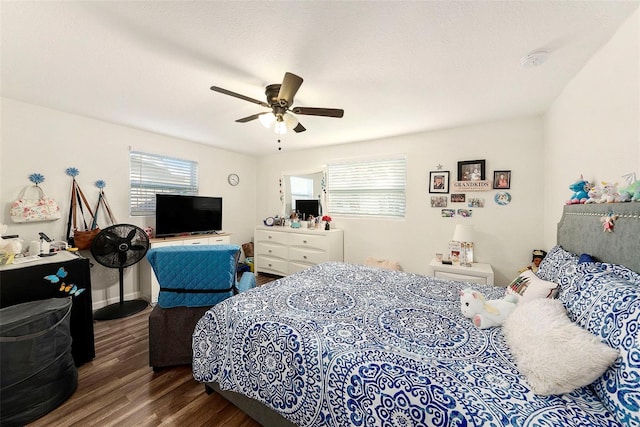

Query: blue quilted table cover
[148,245,242,308]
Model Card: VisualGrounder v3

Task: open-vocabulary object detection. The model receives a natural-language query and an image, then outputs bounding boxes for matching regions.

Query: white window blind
[326,156,406,218]
[129,151,198,216]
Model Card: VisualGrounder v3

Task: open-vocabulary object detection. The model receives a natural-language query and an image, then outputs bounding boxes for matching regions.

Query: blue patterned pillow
[536,245,579,288]
[560,262,640,426]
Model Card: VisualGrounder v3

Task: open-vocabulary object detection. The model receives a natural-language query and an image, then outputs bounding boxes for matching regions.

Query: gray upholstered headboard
[558,204,640,274]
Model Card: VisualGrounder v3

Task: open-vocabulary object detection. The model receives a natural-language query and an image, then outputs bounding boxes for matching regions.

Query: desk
[1,251,95,366]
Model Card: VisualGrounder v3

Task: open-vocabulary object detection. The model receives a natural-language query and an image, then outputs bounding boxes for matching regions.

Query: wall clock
[227,173,239,186]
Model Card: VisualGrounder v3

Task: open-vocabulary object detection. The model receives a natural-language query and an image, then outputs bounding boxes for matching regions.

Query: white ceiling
[1,1,637,156]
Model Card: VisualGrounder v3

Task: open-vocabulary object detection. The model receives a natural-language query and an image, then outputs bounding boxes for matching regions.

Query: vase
[325,222,330,230]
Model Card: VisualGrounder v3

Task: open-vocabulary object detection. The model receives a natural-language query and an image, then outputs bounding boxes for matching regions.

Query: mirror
[282,169,325,219]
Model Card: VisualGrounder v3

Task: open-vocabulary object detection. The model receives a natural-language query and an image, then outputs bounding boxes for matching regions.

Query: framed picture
[451,193,466,203]
[430,196,448,207]
[493,170,511,189]
[457,160,486,181]
[429,171,450,193]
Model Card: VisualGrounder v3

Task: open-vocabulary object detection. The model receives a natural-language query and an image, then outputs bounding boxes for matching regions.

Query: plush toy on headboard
[619,178,640,202]
[459,288,517,329]
[599,181,621,203]
[585,185,602,204]
[566,175,590,204]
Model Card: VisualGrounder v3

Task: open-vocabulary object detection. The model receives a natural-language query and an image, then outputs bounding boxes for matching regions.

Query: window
[129,151,198,216]
[326,156,406,218]
[290,176,314,210]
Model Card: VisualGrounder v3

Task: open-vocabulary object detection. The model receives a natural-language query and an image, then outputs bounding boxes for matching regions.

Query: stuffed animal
[566,175,590,204]
[599,181,621,203]
[585,185,602,204]
[459,288,518,329]
[0,223,23,262]
[518,249,548,273]
[619,179,640,202]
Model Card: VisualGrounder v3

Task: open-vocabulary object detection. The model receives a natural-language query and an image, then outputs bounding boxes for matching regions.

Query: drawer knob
[303,240,307,244]
[268,263,272,267]
[268,236,272,239]
[268,249,272,253]
[303,255,307,259]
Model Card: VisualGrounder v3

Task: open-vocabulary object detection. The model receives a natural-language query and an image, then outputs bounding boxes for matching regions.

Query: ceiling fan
[210,72,344,135]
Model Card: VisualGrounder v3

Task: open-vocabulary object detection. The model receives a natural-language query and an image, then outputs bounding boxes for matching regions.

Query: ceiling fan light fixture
[283,112,298,130]
[259,112,275,128]
[274,118,288,135]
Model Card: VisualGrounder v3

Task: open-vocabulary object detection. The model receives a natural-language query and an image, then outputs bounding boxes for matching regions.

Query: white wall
[257,116,545,285]
[544,8,640,247]
[1,98,258,309]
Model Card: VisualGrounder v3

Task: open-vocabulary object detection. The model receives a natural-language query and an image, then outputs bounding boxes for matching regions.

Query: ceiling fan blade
[236,112,268,123]
[277,72,303,107]
[210,86,270,108]
[293,122,306,133]
[292,107,344,118]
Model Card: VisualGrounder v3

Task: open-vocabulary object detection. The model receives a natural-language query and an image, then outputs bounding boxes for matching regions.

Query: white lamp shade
[452,224,474,242]
[283,112,298,129]
[274,119,288,134]
[259,112,275,128]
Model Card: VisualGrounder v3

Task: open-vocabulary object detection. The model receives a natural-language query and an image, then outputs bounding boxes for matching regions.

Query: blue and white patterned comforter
[192,262,620,426]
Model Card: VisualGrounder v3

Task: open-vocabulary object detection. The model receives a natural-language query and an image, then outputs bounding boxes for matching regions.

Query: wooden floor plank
[26,274,278,426]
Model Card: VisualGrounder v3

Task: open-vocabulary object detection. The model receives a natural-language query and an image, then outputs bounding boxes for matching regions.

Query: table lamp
[452,224,474,266]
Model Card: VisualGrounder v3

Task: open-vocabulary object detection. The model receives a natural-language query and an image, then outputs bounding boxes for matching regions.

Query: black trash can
[1,297,78,427]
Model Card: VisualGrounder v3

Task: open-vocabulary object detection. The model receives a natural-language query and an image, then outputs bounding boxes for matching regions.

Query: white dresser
[139,233,231,304]
[429,258,494,285]
[254,226,344,276]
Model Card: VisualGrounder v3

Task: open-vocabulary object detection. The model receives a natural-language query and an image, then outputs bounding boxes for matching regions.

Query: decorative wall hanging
[457,160,486,181]
[429,171,450,194]
[493,170,511,189]
[441,209,455,217]
[467,197,485,208]
[10,173,61,223]
[431,196,448,208]
[495,192,511,205]
[451,194,466,203]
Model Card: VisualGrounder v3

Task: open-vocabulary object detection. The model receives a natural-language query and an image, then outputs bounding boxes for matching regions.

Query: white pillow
[503,298,618,396]
[505,270,557,303]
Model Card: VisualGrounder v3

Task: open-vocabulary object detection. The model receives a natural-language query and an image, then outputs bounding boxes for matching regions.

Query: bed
[192,204,639,426]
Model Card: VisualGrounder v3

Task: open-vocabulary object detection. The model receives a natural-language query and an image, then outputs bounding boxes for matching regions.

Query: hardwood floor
[27,274,278,427]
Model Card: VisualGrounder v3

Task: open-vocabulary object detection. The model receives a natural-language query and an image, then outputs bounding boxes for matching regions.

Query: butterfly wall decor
[44,267,85,297]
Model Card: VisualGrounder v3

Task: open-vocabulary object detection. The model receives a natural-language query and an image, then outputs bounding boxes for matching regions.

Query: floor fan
[91,224,150,320]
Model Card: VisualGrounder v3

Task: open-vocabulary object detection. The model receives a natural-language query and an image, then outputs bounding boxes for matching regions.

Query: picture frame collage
[429,159,512,215]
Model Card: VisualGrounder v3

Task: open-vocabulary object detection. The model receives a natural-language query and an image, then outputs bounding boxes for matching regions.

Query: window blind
[326,156,406,218]
[129,151,198,216]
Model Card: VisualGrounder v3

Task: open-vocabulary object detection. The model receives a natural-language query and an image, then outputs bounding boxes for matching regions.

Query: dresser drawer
[255,230,288,245]
[183,237,210,246]
[256,242,288,259]
[289,247,328,265]
[288,233,328,250]
[256,257,288,276]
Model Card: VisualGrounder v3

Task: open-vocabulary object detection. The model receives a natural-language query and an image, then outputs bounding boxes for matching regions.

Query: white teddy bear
[459,288,517,329]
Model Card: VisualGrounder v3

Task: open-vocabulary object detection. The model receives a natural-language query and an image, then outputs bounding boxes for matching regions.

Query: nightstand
[429,259,494,285]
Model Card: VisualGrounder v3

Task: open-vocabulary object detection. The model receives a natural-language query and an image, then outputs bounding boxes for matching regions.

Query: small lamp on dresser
[452,224,474,267]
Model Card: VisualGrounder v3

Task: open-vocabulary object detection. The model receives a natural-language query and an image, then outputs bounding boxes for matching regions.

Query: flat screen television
[295,199,320,220]
[155,194,222,237]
